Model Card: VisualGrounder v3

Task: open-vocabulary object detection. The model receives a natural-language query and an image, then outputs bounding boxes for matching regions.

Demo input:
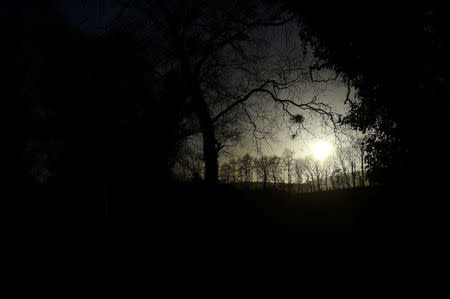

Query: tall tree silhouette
[110,0,337,184]
[283,2,450,186]
[254,156,271,189]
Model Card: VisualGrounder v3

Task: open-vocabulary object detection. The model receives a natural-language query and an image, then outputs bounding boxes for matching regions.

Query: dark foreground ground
[11,183,443,294]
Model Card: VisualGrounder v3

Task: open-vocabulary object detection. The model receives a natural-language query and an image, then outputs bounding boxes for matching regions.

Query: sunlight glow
[313,141,332,160]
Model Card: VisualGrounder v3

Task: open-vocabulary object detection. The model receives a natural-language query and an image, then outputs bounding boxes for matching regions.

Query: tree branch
[211,80,276,123]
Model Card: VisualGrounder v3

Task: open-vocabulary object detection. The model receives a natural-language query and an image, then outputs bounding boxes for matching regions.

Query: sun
[313,141,332,160]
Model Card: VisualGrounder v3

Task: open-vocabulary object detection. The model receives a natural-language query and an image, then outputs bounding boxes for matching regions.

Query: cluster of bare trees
[220,151,291,187]
[219,139,367,193]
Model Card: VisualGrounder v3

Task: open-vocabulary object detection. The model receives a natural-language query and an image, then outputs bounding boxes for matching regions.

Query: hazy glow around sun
[313,141,332,160]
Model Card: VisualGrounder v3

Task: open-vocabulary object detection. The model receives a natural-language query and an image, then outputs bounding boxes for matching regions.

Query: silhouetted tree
[293,159,304,193]
[110,0,339,184]
[282,149,295,186]
[175,142,205,182]
[336,146,351,189]
[238,154,254,184]
[300,158,316,192]
[219,160,234,184]
[219,157,240,184]
[268,155,282,187]
[254,156,271,189]
[322,156,336,191]
[283,2,450,187]
[330,167,341,190]
[353,138,366,187]
[312,159,323,191]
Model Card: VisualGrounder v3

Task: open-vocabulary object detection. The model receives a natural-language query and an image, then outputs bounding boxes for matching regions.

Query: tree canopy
[282,2,450,185]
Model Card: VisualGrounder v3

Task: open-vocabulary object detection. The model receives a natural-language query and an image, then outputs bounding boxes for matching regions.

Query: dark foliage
[282,2,450,186]
[5,6,191,268]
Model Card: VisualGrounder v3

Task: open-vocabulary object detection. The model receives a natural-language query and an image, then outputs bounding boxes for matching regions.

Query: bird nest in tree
[291,114,304,124]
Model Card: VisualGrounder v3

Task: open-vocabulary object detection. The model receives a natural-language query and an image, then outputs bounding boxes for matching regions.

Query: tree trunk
[360,153,365,187]
[342,171,350,188]
[176,31,219,184]
[351,162,356,188]
[201,123,218,184]
[192,86,218,184]
[263,173,267,190]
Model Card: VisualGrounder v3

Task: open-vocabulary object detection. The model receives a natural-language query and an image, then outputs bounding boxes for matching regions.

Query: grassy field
[19,183,433,293]
[107,185,424,293]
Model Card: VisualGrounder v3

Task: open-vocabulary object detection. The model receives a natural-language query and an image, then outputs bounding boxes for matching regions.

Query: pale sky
[53,0,359,161]
[225,83,354,160]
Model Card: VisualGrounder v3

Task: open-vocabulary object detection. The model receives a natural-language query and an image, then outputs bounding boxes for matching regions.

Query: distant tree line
[219,140,368,193]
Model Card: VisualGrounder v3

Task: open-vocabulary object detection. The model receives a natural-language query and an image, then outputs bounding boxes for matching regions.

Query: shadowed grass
[18,182,430,293]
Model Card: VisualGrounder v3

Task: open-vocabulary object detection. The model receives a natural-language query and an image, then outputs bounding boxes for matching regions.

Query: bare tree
[321,153,339,191]
[321,150,340,190]
[238,153,254,184]
[219,158,239,184]
[301,158,316,192]
[353,138,366,187]
[293,158,304,193]
[173,143,204,182]
[336,145,351,188]
[111,0,339,184]
[268,155,282,187]
[311,159,323,191]
[228,158,239,183]
[343,136,366,188]
[254,155,271,189]
[282,149,295,186]
[329,167,341,190]
[321,157,331,191]
[337,144,358,188]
